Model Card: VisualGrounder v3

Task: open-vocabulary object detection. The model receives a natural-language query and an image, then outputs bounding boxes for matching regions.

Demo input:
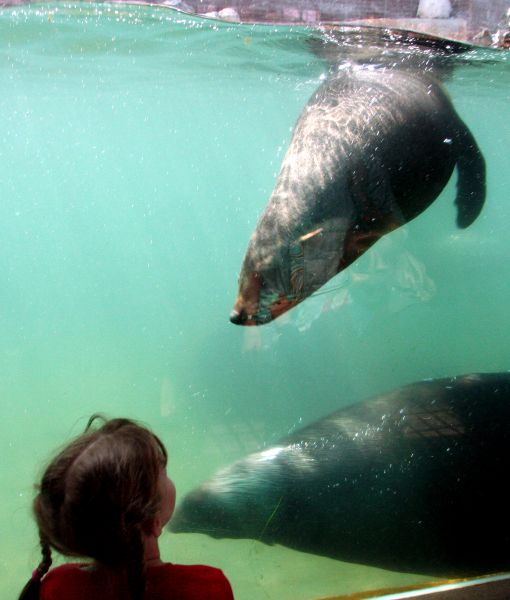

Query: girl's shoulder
[40,561,234,600]
[40,564,92,599]
[43,563,91,581]
[147,563,234,599]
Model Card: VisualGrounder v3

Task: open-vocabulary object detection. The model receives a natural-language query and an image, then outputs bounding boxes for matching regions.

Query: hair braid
[17,535,53,600]
[38,536,53,576]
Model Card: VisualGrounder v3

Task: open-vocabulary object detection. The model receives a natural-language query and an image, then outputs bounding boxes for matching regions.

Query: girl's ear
[142,513,163,538]
[152,513,164,537]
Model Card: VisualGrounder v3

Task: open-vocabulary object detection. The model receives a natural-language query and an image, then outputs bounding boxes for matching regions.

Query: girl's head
[21,416,175,600]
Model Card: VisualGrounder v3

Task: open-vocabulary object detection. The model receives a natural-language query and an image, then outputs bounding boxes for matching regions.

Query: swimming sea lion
[230,66,485,325]
[170,373,510,576]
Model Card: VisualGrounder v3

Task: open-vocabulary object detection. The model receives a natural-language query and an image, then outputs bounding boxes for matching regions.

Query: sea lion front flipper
[338,213,403,272]
[454,120,486,228]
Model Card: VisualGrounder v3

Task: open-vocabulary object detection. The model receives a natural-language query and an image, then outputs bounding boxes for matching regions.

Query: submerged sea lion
[170,373,510,576]
[230,66,485,325]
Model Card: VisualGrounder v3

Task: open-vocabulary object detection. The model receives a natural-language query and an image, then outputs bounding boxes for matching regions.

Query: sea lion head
[229,255,300,327]
[230,218,352,326]
[170,449,288,540]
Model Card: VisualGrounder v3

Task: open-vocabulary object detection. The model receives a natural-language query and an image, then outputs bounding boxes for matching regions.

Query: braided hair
[17,536,53,600]
[18,415,168,600]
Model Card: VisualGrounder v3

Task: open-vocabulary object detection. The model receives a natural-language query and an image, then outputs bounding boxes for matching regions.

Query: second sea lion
[170,373,510,576]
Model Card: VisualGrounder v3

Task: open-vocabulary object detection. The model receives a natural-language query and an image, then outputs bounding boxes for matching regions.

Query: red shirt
[40,562,234,599]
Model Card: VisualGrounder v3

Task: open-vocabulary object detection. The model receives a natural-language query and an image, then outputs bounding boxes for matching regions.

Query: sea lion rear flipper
[454,121,486,228]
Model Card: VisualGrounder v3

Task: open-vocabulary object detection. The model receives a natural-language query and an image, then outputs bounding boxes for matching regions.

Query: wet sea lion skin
[230,67,485,325]
[170,373,510,576]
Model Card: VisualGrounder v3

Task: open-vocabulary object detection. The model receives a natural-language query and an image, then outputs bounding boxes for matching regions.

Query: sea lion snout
[230,271,263,326]
[229,308,247,325]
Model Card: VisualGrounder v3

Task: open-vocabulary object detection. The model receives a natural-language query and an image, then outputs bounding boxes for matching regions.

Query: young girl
[19,415,234,600]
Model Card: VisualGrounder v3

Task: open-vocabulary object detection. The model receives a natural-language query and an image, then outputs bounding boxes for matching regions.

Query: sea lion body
[231,67,485,325]
[170,373,510,575]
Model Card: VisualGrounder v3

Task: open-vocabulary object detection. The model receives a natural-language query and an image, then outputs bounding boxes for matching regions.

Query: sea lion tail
[454,122,486,228]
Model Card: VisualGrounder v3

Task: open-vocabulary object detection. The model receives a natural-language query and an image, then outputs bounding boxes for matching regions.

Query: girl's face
[158,467,176,528]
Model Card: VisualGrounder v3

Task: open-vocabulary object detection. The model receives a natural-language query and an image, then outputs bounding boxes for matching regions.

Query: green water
[1,3,509,598]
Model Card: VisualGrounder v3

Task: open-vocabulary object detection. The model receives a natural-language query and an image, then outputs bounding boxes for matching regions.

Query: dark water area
[1,3,509,598]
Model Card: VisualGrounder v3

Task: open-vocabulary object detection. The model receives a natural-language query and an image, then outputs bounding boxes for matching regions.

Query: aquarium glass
[1,3,509,599]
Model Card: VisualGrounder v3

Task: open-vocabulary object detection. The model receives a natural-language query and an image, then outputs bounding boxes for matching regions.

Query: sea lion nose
[229,308,246,325]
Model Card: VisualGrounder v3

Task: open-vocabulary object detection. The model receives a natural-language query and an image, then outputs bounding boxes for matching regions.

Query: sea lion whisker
[257,495,284,542]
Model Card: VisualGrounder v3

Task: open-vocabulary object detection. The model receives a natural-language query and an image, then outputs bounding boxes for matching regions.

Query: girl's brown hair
[18,415,168,600]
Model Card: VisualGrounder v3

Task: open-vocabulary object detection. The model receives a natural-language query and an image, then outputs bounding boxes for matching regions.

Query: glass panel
[1,2,509,599]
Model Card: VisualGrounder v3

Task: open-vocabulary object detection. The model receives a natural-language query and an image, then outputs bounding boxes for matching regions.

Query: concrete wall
[196,0,508,24]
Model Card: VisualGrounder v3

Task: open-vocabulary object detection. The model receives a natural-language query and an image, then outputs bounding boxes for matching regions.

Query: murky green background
[1,3,509,598]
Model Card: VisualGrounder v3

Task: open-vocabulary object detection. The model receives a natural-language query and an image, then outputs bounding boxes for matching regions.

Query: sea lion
[170,373,510,576]
[230,66,485,325]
